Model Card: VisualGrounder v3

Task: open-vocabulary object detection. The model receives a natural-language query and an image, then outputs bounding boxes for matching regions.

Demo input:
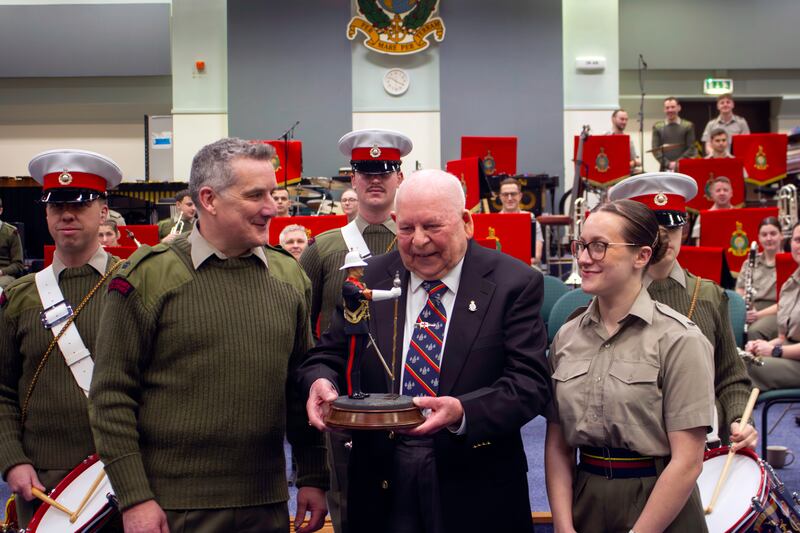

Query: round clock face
[383,68,410,96]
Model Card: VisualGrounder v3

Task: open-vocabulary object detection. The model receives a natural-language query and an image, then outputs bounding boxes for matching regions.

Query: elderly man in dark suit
[299,169,551,533]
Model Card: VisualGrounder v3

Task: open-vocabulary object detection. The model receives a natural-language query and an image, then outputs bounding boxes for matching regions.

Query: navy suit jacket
[298,240,550,533]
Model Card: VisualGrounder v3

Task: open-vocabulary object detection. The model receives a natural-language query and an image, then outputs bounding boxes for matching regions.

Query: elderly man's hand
[307,378,338,431]
[294,486,327,533]
[402,396,464,436]
[730,421,758,452]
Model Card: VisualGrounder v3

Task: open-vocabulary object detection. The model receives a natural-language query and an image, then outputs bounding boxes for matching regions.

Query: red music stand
[732,133,788,186]
[268,215,348,246]
[699,207,777,274]
[679,158,746,213]
[253,140,303,187]
[446,157,481,213]
[471,213,531,264]
[573,135,630,188]
[460,136,517,176]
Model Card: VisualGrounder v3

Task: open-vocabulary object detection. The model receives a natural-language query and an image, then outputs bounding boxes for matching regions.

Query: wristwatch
[772,345,784,358]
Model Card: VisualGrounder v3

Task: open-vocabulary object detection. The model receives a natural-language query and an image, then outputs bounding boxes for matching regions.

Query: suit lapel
[370,255,408,394]
[439,242,495,396]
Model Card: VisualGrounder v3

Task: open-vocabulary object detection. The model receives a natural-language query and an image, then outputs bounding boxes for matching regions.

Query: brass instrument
[125,229,142,248]
[743,240,758,338]
[565,125,590,287]
[777,184,798,241]
[565,196,586,287]
[169,218,185,236]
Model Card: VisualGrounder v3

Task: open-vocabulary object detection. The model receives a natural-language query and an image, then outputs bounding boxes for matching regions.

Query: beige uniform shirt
[549,287,715,457]
[736,254,777,309]
[778,267,800,341]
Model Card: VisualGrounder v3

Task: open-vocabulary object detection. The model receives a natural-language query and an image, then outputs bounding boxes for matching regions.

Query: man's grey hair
[396,169,465,217]
[279,224,308,243]
[189,138,276,207]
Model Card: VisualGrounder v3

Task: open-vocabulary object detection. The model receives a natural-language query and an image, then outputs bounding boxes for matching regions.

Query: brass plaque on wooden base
[324,393,425,430]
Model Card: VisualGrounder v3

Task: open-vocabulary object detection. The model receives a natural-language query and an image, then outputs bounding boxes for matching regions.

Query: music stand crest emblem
[347,0,446,55]
[728,221,750,257]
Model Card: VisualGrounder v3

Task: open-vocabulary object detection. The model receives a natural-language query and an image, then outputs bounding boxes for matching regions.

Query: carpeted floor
[2,403,798,530]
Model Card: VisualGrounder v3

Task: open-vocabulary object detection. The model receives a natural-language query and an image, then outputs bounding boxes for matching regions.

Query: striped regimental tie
[403,280,447,397]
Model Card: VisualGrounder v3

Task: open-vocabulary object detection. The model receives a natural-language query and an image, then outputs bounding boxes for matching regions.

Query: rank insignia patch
[348,0,446,55]
[108,278,134,297]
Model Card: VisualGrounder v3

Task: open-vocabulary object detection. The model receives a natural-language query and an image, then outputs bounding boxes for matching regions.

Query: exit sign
[704,78,734,95]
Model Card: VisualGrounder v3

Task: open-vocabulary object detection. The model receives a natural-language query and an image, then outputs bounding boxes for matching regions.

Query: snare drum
[698,446,768,533]
[26,455,117,533]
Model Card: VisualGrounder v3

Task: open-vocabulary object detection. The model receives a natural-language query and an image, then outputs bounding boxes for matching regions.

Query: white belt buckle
[39,300,73,329]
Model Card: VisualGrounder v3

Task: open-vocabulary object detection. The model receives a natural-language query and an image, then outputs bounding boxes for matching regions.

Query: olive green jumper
[89,235,327,511]
[0,256,117,476]
[646,264,751,441]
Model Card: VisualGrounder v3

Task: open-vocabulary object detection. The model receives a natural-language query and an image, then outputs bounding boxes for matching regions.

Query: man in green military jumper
[298,129,411,533]
[157,189,195,242]
[0,198,24,289]
[0,149,123,527]
[609,172,758,451]
[89,138,328,533]
[652,97,698,171]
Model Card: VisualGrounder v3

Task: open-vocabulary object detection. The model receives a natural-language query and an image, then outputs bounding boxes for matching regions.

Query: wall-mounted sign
[704,78,734,95]
[347,0,445,55]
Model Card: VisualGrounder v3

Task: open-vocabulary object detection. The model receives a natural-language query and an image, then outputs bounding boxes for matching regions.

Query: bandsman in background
[280,224,310,261]
[652,97,697,171]
[609,173,757,450]
[736,217,781,341]
[157,189,195,242]
[746,222,800,391]
[0,149,123,528]
[0,198,24,289]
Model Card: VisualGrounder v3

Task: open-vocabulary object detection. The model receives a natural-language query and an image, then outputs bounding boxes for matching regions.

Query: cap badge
[58,171,73,185]
[370,145,381,158]
[654,193,668,206]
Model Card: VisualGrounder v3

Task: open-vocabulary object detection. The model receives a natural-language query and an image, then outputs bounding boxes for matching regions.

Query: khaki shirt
[549,287,715,457]
[701,114,750,142]
[735,254,777,309]
[778,267,800,341]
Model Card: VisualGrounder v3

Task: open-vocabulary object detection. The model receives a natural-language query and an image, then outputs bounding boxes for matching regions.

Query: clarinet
[743,241,758,337]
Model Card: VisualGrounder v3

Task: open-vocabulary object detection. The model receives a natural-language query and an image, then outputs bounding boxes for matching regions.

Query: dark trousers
[165,502,289,533]
[326,431,351,533]
[386,437,445,533]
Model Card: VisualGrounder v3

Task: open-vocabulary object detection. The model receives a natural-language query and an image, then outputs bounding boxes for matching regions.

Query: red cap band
[351,147,401,161]
[43,171,107,192]
[630,193,686,212]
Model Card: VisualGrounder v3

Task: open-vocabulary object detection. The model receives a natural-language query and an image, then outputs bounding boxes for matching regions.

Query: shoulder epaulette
[1,275,38,315]
[111,243,192,308]
[654,301,695,329]
[265,243,295,260]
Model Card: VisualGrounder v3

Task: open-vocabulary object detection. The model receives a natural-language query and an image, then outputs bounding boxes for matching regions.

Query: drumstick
[705,387,760,514]
[31,487,75,516]
[69,468,106,523]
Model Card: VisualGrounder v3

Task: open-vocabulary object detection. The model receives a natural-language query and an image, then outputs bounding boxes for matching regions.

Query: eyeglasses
[340,198,358,204]
[499,192,521,198]
[570,240,640,261]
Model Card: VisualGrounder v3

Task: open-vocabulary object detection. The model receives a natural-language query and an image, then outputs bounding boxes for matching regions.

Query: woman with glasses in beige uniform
[745,222,800,390]
[546,199,715,533]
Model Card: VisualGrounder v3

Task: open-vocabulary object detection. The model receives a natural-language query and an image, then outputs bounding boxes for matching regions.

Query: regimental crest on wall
[728,221,749,257]
[347,0,446,55]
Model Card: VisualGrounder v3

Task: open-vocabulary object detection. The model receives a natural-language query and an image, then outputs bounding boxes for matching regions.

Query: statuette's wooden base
[324,393,424,430]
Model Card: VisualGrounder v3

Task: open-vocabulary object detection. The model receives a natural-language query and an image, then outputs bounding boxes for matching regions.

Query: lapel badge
[58,170,73,185]
[468,300,477,312]
[370,145,381,158]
